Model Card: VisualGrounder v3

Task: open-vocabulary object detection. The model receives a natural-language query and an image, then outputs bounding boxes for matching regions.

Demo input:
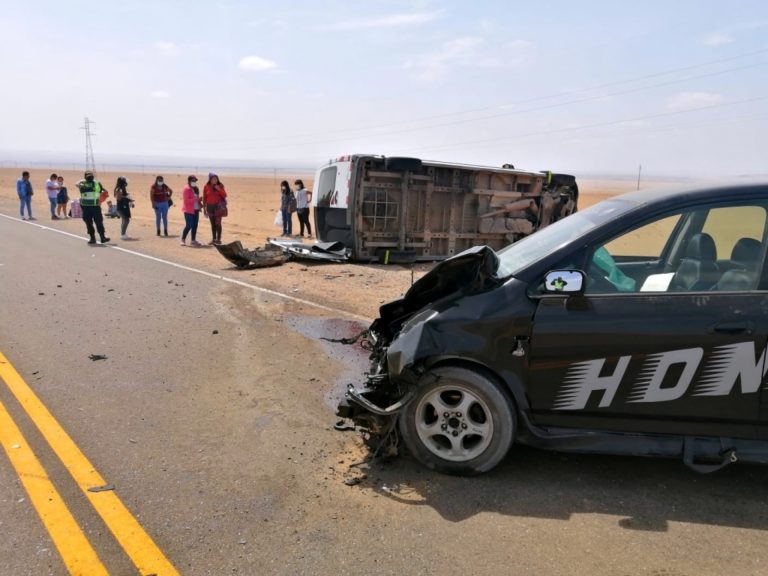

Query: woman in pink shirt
[180,175,202,246]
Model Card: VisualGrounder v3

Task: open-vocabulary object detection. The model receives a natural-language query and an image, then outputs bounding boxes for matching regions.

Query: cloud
[703,33,733,46]
[321,12,440,31]
[238,55,278,71]
[666,92,723,111]
[155,41,180,57]
[150,91,171,99]
[404,37,532,81]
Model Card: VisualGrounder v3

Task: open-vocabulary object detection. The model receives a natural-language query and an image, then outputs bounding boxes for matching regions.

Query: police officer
[76,171,110,245]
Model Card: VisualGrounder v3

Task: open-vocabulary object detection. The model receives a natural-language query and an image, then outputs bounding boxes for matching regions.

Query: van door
[313,162,352,246]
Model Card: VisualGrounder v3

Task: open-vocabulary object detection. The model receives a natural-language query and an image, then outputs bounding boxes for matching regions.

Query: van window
[316,167,337,207]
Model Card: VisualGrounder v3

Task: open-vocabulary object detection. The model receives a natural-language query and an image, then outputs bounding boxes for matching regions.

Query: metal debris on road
[87,484,115,493]
[88,354,108,361]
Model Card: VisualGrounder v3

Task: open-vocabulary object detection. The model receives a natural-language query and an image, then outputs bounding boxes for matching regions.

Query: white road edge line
[1,214,372,323]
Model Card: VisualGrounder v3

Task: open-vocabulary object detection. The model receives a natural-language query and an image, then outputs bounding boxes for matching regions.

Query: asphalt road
[1,215,767,576]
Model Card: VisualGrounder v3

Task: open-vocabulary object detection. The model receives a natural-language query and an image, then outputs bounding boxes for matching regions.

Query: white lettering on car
[553,356,631,410]
[554,342,768,410]
[628,347,703,403]
[695,342,768,396]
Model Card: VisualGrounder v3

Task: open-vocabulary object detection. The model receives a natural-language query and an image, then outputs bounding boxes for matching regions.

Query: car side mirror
[543,270,585,294]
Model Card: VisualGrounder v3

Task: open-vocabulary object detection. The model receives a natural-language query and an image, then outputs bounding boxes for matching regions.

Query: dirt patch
[0,168,671,319]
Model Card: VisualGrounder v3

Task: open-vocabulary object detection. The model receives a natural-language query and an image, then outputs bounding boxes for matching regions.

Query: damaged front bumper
[335,326,422,455]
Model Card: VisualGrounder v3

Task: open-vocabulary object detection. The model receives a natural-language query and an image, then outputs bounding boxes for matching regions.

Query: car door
[526,200,768,439]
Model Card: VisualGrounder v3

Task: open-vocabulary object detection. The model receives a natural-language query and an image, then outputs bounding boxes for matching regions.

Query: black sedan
[340,182,768,475]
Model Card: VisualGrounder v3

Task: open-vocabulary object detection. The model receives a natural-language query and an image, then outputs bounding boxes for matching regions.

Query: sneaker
[100,237,110,244]
[52,215,59,220]
[88,237,96,245]
[213,239,222,245]
[180,240,186,246]
[208,240,216,245]
[20,216,26,220]
[120,234,129,240]
[28,217,36,221]
[191,240,202,247]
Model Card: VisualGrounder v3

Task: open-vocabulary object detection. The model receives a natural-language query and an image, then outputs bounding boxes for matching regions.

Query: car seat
[669,233,719,291]
[712,237,762,291]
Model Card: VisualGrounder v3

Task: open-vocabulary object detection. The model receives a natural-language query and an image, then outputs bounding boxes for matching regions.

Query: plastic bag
[274,210,283,227]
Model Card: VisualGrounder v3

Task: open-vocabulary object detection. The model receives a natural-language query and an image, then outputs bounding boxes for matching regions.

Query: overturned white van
[311,155,577,262]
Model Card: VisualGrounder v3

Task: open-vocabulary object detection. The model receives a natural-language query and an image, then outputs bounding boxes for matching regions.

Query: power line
[400,95,768,154]
[154,57,768,155]
[124,47,768,150]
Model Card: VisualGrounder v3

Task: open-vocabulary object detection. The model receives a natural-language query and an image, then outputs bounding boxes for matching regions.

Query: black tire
[399,366,516,475]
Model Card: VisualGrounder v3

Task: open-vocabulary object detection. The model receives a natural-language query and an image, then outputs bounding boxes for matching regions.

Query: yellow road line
[0,399,108,575]
[0,352,179,576]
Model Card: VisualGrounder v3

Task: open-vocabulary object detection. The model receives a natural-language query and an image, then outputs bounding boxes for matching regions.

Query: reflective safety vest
[79,180,103,207]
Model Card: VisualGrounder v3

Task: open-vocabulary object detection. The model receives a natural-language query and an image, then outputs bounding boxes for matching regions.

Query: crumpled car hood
[373,245,502,339]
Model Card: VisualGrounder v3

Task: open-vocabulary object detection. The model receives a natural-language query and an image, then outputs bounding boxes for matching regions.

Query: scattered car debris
[333,420,356,432]
[215,240,289,269]
[267,239,350,263]
[88,354,108,361]
[87,484,115,493]
[320,330,367,345]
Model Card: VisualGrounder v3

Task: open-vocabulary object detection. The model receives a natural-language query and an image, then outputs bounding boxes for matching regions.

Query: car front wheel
[399,366,516,475]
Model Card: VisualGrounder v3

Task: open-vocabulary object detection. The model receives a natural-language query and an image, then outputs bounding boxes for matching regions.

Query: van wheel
[399,366,515,475]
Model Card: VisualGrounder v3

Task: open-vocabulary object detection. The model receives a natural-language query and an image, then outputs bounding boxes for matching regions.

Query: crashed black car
[340,182,768,475]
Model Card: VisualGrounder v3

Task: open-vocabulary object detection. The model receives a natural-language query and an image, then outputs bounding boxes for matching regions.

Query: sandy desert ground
[0,167,682,320]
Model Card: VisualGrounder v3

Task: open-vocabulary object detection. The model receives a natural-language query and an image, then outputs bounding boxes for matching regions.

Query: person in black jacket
[114,176,134,240]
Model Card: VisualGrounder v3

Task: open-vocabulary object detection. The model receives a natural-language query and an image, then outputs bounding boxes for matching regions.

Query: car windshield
[495,198,638,278]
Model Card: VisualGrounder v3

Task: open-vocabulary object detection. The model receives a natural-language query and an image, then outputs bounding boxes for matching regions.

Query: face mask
[86,176,94,182]
[157,181,164,186]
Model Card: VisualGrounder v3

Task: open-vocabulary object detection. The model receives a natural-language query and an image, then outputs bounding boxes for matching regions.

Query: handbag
[168,198,174,207]
[218,200,228,218]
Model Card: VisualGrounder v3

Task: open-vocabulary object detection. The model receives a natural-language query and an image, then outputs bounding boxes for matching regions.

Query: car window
[583,203,767,294]
[701,205,767,261]
[602,214,681,258]
[496,198,636,278]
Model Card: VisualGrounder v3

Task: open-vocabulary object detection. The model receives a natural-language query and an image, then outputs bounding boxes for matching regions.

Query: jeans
[281,208,292,235]
[154,201,169,232]
[182,211,199,241]
[120,215,130,236]
[297,208,312,236]
[48,197,57,216]
[18,195,32,218]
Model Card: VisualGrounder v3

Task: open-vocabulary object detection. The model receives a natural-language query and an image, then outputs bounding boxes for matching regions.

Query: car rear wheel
[399,366,515,475]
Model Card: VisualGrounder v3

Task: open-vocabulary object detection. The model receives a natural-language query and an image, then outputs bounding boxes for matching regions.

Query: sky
[1,0,767,176]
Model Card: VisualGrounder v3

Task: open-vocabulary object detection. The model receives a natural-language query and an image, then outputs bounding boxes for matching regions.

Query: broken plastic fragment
[87,484,115,493]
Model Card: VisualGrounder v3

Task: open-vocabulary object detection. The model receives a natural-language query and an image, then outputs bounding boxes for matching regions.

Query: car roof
[611,181,768,210]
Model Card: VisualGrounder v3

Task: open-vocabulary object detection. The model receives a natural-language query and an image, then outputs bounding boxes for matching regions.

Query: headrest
[730,237,761,265]
[685,233,717,261]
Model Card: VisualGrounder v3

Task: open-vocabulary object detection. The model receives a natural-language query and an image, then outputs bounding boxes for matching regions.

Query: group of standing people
[16,171,71,221]
[135,172,228,245]
[280,179,312,238]
[16,170,314,247]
